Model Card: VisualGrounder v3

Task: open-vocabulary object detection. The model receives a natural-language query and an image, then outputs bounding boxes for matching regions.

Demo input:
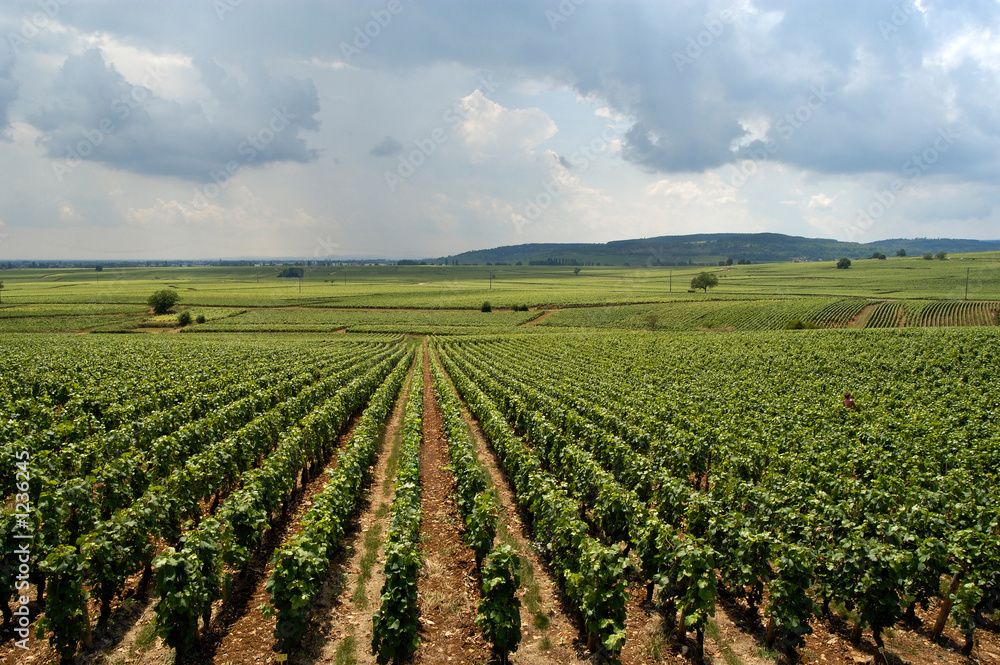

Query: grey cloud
[19,1,1000,182]
[28,49,321,180]
[0,41,16,133]
[370,135,402,157]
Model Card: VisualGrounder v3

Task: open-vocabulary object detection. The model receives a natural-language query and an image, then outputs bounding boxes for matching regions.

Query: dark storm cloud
[27,49,321,180]
[16,0,1000,181]
[370,135,402,157]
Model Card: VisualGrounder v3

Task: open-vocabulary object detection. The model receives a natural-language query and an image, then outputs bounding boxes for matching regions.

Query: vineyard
[2,325,999,665]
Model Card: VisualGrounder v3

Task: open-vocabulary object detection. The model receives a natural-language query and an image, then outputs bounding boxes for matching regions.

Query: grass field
[0,254,998,332]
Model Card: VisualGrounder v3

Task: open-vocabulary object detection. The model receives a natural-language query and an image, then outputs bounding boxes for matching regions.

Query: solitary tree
[690,271,719,292]
[148,289,179,314]
[923,252,934,260]
[836,257,852,269]
[896,249,906,257]
[935,250,948,260]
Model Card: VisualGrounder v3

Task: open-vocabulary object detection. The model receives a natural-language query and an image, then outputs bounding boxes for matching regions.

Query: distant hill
[431,233,1000,266]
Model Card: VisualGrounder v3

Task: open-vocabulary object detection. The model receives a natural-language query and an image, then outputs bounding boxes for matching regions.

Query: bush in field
[195,314,206,324]
[836,257,852,269]
[148,289,179,314]
[481,301,492,312]
[177,311,192,327]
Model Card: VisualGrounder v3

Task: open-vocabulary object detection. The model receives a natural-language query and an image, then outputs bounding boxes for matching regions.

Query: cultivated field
[1,256,998,665]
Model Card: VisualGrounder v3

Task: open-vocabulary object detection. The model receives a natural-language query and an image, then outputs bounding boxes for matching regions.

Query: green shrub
[481,301,492,312]
[177,311,192,327]
[195,314,206,324]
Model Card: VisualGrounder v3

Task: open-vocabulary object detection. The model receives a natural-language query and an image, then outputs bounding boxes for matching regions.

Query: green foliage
[177,311,192,326]
[195,314,206,324]
[935,250,948,260]
[147,289,179,314]
[481,301,492,312]
[38,546,88,663]
[372,355,423,664]
[690,271,719,292]
[477,544,522,663]
[923,252,934,260]
[837,257,852,269]
[152,520,221,655]
[896,248,906,257]
[766,543,815,652]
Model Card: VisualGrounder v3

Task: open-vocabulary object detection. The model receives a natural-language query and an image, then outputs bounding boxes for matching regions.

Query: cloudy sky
[1,0,998,259]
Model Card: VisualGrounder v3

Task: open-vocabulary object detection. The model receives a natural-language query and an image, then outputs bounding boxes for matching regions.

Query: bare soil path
[411,340,491,664]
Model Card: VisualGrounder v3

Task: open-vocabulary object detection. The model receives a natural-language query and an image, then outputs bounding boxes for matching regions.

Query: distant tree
[725,257,734,266]
[690,272,719,292]
[481,301,492,312]
[573,267,581,275]
[870,252,886,260]
[95,265,103,272]
[278,267,304,278]
[935,250,948,260]
[836,257,852,269]
[177,311,192,327]
[896,249,906,257]
[148,289,179,314]
[923,252,934,260]
[195,314,206,324]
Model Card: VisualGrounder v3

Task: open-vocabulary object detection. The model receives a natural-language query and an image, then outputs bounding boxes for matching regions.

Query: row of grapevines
[150,346,409,659]
[266,347,413,651]
[454,331,1000,659]
[429,349,521,664]
[437,349,628,655]
[372,348,424,664]
[1,347,366,634]
[445,343,723,656]
[33,347,406,661]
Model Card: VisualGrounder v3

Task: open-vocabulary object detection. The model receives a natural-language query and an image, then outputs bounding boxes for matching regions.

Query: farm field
[1,258,999,665]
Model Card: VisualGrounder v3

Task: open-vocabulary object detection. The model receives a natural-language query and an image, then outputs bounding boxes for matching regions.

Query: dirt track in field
[411,340,491,664]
